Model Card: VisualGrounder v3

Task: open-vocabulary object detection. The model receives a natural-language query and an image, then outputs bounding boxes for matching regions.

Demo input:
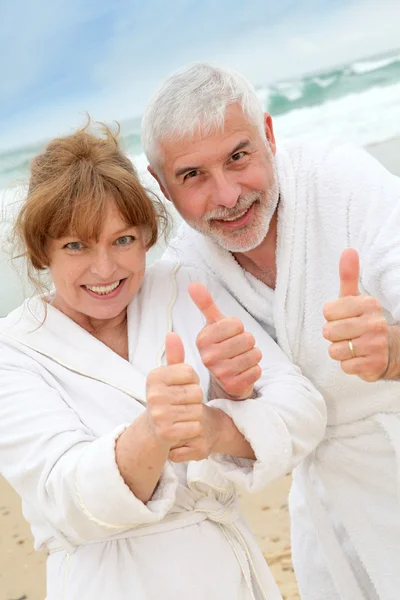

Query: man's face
[153,104,279,253]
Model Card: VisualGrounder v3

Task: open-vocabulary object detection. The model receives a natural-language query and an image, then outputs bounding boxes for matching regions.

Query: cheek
[174,188,209,221]
[50,259,86,291]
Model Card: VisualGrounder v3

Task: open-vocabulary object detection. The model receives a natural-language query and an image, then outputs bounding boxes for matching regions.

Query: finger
[340,357,384,381]
[201,332,256,365]
[218,364,262,399]
[169,445,204,463]
[324,295,382,322]
[328,339,363,361]
[188,282,225,324]
[214,348,263,379]
[169,402,203,423]
[147,364,200,388]
[168,421,202,442]
[339,248,360,298]
[323,315,387,343]
[196,317,244,347]
[165,332,185,365]
[323,298,364,322]
[167,383,203,406]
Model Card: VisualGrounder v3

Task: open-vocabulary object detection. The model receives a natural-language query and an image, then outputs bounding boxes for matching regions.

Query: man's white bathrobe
[163,142,400,600]
[0,261,325,600]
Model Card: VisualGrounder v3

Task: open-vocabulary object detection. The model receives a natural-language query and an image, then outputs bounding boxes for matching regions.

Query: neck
[51,295,128,336]
[233,211,278,289]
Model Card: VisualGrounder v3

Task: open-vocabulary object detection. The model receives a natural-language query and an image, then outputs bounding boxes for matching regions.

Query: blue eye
[64,241,84,251]
[115,235,135,246]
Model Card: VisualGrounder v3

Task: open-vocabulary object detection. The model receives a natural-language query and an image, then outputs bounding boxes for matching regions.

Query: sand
[0,137,399,600]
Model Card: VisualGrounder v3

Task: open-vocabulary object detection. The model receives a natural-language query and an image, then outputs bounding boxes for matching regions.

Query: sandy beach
[0,137,399,600]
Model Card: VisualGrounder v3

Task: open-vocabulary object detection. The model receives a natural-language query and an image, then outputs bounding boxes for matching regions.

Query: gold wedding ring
[348,339,356,359]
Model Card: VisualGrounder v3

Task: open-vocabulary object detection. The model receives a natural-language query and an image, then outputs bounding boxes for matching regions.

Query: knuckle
[146,390,161,406]
[328,343,337,359]
[323,302,334,321]
[373,336,388,352]
[252,365,262,382]
[201,351,216,368]
[253,347,263,363]
[196,330,209,350]
[230,317,245,334]
[364,296,381,312]
[323,325,332,340]
[244,332,256,347]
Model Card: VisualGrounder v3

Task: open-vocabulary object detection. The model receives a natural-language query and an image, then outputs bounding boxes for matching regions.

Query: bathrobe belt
[47,486,269,600]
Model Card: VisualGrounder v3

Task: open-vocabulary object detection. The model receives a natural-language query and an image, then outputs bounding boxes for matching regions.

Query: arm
[188,277,327,491]
[0,357,178,544]
[0,338,203,544]
[320,145,400,381]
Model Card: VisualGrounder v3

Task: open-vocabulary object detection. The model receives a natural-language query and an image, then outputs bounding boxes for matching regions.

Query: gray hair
[141,63,266,170]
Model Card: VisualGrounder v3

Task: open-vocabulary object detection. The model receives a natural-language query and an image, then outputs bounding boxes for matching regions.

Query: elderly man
[142,64,400,600]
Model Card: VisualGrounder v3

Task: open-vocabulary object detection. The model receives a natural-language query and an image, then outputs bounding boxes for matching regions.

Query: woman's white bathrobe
[163,142,400,600]
[0,260,326,600]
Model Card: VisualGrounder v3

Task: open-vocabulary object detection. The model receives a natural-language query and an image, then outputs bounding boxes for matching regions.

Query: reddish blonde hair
[13,119,167,284]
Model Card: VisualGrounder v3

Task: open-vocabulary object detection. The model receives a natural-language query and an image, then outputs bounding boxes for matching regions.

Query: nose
[210,170,241,209]
[89,248,117,280]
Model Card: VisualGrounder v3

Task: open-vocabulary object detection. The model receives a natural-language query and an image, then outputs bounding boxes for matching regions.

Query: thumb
[188,282,225,324]
[165,332,185,365]
[339,248,360,297]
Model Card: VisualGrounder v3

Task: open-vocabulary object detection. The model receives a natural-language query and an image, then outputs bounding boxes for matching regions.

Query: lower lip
[214,203,255,230]
[83,279,126,300]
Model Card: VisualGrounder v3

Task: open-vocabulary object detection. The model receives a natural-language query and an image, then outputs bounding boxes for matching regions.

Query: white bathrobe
[0,260,326,600]
[163,141,400,600]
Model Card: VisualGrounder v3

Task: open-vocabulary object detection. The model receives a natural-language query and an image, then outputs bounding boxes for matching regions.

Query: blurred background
[1,2,400,599]
[2,0,400,316]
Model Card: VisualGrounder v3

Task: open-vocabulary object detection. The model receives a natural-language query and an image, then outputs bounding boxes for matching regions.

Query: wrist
[207,406,230,454]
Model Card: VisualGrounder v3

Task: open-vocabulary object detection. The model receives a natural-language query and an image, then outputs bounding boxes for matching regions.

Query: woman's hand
[145,332,205,450]
[188,282,262,400]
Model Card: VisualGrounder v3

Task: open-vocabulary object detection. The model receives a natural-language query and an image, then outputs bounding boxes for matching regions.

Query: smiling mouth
[220,208,250,222]
[83,279,125,296]
[212,202,256,228]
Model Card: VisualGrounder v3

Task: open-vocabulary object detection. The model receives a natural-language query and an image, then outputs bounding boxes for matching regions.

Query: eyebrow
[174,139,251,178]
[111,225,136,237]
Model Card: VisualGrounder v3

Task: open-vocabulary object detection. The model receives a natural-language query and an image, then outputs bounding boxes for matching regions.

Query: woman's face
[48,203,148,325]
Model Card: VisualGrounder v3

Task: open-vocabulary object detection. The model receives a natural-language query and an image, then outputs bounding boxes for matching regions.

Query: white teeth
[222,209,248,222]
[85,281,121,295]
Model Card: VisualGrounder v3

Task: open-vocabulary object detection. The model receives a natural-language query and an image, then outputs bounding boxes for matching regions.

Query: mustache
[205,192,262,222]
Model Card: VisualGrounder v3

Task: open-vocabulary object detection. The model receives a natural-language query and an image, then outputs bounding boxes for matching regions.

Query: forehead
[160,104,260,174]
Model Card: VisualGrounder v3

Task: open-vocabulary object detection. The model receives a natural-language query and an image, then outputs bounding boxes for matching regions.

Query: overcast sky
[1,0,400,150]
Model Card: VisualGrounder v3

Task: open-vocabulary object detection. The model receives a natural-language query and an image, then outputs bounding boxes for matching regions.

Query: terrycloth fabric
[0,260,325,600]
[163,141,400,600]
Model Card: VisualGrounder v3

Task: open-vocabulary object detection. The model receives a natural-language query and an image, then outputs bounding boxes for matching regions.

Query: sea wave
[350,52,400,75]
[273,81,400,147]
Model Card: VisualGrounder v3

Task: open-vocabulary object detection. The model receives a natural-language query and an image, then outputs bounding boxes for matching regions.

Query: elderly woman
[0,122,326,600]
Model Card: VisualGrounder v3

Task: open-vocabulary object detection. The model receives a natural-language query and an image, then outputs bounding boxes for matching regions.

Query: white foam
[350,53,400,75]
[273,81,400,147]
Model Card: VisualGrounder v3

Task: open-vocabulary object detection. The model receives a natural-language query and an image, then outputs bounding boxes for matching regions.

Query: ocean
[1,48,400,191]
[1,48,400,314]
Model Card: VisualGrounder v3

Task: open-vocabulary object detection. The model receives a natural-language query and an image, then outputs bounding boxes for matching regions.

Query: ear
[263,113,276,155]
[147,165,171,202]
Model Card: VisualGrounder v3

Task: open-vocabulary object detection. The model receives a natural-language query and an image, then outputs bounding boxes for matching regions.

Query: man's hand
[188,282,262,399]
[323,248,390,382]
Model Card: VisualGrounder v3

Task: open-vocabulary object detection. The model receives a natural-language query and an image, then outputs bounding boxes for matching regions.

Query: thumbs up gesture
[322,249,390,382]
[145,332,205,450]
[189,282,262,399]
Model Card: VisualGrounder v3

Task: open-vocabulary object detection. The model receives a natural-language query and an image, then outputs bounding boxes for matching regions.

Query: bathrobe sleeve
[0,344,178,545]
[194,274,327,492]
[319,143,400,319]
